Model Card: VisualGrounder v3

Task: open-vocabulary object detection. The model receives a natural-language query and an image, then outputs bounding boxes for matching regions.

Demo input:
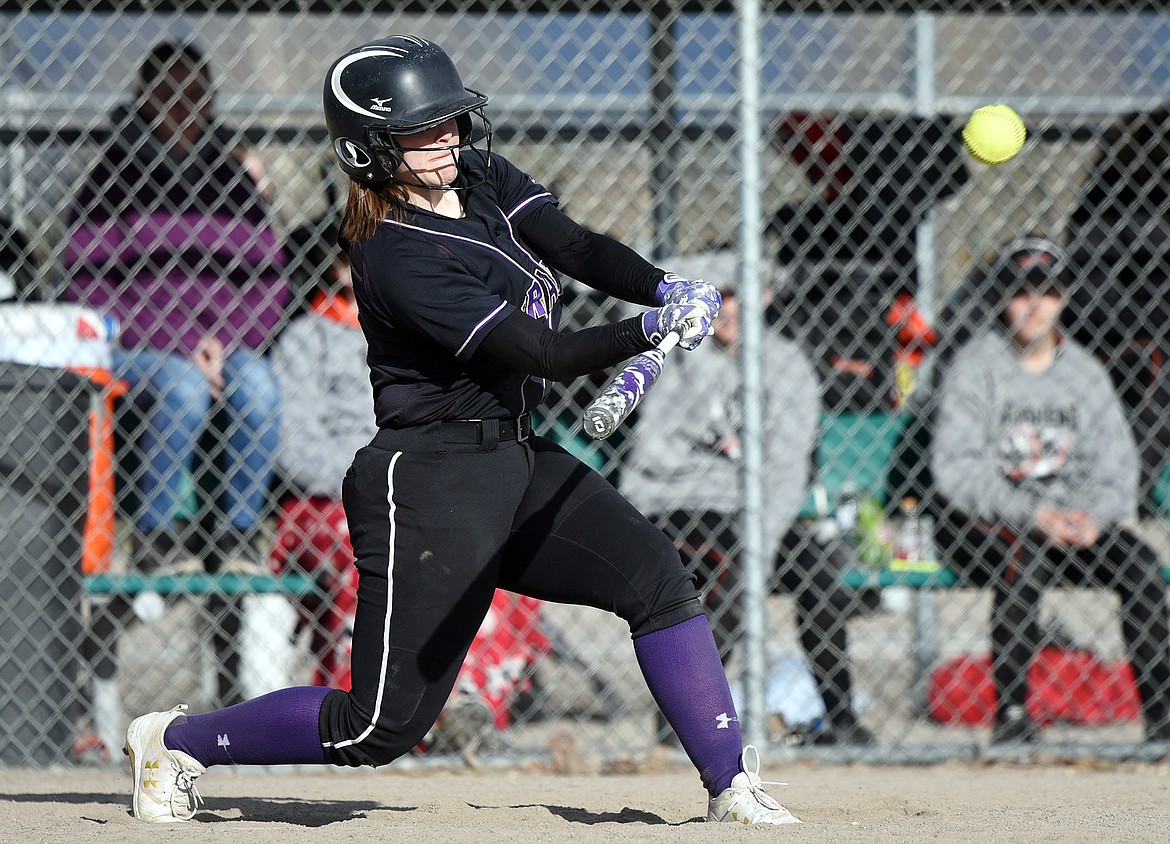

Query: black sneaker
[132,529,202,574]
[990,707,1039,744]
[214,531,266,574]
[786,718,876,747]
[1145,719,1170,743]
[814,719,877,746]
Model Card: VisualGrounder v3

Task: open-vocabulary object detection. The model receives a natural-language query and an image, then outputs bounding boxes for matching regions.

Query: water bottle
[812,483,839,545]
[891,496,938,572]
[894,497,925,563]
[857,491,892,569]
[835,483,859,546]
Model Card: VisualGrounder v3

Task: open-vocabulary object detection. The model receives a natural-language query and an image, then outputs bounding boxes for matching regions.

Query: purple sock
[634,615,743,795]
[164,686,332,767]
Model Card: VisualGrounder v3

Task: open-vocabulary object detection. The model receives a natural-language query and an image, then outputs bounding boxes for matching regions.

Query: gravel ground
[4,754,1170,842]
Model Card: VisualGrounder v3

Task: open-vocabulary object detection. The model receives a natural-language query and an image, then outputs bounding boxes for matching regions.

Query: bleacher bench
[840,565,1170,591]
[838,563,1170,712]
[85,571,320,597]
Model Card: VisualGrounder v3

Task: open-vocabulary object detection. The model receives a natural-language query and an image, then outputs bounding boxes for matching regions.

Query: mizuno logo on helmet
[370,97,393,112]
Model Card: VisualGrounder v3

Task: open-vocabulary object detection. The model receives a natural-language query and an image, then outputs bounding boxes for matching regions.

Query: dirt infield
[4,756,1170,842]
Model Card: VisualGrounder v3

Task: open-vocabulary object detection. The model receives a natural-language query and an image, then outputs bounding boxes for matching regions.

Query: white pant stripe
[325,451,400,750]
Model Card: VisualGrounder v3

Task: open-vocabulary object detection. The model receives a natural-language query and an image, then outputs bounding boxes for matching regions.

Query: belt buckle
[516,415,529,443]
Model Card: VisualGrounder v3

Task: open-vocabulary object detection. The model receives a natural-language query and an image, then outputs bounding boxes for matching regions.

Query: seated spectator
[620,250,874,745]
[64,40,288,573]
[1066,106,1170,513]
[270,224,369,689]
[932,236,1170,745]
[770,111,964,414]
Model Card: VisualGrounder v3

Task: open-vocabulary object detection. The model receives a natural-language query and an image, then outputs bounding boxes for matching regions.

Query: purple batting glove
[640,301,713,350]
[657,273,723,318]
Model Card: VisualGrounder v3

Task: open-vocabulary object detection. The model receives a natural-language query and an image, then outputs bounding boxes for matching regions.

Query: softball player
[124,35,798,827]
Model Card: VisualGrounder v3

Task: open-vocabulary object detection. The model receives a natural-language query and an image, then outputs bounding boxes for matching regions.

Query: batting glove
[641,301,713,350]
[657,273,723,319]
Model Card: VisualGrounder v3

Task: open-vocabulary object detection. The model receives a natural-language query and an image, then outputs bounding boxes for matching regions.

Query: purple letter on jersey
[522,265,561,321]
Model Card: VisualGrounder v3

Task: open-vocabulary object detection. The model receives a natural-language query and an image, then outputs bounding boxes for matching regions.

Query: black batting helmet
[322,35,490,184]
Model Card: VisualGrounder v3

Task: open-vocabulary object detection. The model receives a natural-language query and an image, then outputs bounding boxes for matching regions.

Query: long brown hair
[340,180,411,244]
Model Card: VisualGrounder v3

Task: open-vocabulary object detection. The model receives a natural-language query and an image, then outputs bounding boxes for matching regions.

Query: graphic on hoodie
[997,402,1078,482]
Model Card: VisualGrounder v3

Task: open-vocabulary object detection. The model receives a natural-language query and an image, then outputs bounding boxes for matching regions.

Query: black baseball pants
[319,424,701,767]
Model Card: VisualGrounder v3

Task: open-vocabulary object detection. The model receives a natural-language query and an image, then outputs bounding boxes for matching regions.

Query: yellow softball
[962,104,1026,165]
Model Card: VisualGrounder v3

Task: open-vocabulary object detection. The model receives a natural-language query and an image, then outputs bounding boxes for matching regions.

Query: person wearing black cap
[930,236,1170,745]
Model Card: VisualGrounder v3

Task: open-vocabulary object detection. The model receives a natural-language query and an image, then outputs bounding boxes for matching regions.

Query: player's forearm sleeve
[516,202,662,305]
[476,308,652,380]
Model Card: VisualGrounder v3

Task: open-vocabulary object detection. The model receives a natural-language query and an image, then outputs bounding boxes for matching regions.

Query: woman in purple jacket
[66,41,288,572]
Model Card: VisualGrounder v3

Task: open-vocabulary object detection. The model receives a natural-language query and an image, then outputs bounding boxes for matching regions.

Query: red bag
[453,591,550,729]
[271,498,552,727]
[927,647,1142,727]
[271,496,358,690]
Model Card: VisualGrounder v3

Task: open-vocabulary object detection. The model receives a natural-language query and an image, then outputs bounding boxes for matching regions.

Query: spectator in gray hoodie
[932,236,1170,745]
[270,226,371,689]
[621,250,874,746]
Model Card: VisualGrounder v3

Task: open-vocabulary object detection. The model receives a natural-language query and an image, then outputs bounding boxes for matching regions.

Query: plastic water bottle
[812,483,839,545]
[857,492,892,569]
[894,497,926,563]
[835,483,859,546]
[891,496,938,573]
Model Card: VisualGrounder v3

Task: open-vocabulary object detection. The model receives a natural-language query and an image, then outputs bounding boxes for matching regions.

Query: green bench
[840,565,1170,591]
[838,563,1170,713]
[807,410,1170,592]
[84,571,320,597]
[839,567,959,590]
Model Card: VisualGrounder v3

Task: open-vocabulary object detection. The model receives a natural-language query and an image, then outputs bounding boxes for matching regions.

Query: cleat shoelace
[738,745,787,812]
[170,768,204,821]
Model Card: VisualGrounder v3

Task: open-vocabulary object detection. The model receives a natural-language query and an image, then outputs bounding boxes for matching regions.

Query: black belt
[441,414,531,444]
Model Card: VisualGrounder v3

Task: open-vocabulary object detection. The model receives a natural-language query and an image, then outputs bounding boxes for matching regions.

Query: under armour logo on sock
[716,713,738,730]
[217,733,231,748]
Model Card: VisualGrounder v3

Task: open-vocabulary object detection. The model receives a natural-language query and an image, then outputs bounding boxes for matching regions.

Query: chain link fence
[3,2,1170,768]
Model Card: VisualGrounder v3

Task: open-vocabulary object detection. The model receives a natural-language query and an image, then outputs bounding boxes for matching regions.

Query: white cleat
[708,745,801,826]
[124,703,206,823]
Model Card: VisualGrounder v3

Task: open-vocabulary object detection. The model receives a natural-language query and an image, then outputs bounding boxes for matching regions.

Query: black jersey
[351,151,563,427]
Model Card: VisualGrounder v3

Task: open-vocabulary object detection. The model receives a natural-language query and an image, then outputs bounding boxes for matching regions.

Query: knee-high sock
[634,614,743,796]
[164,686,332,767]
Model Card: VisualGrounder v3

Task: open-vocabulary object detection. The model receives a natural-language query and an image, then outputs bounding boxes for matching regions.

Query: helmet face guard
[365,107,492,190]
[323,36,491,186]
